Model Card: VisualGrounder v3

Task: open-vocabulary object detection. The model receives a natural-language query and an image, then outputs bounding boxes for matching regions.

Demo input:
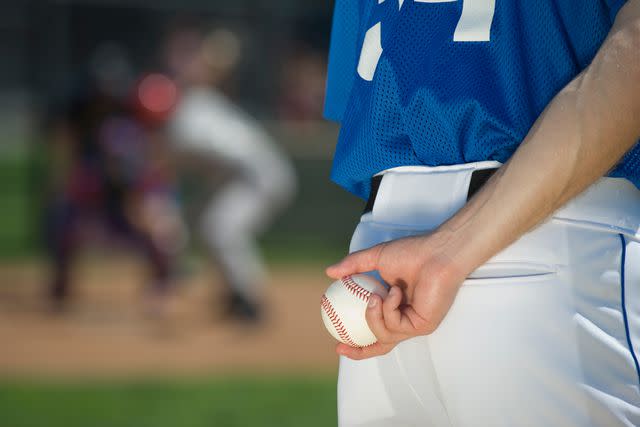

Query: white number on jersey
[413,0,496,41]
[358,0,496,80]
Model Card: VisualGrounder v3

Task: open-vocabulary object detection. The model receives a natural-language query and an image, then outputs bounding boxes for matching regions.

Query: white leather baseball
[321,274,389,347]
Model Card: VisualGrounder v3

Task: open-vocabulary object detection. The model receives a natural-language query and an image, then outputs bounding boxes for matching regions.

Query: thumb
[325,244,384,279]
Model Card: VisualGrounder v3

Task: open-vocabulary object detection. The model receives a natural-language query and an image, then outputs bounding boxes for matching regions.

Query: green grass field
[0,376,336,427]
[0,144,40,258]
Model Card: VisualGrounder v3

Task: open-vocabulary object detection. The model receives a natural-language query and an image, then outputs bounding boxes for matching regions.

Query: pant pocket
[464,261,557,283]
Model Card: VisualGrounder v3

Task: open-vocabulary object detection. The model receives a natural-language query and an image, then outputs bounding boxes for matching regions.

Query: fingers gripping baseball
[337,294,393,359]
[325,244,384,279]
[381,287,403,331]
[336,287,410,360]
[366,293,391,342]
[326,235,466,360]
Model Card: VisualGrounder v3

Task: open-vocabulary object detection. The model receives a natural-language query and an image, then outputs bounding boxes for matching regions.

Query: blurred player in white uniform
[166,28,296,321]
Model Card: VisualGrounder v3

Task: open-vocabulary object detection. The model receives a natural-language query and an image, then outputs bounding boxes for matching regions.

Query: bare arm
[443,1,640,275]
[328,0,640,359]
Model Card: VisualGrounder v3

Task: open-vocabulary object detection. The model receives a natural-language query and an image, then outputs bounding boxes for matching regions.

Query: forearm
[437,1,640,275]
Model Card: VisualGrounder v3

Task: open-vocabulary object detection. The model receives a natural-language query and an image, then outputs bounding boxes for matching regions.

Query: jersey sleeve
[323,0,361,123]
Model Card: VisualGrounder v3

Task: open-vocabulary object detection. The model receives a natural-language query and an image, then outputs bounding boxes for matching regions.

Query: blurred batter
[167,28,296,321]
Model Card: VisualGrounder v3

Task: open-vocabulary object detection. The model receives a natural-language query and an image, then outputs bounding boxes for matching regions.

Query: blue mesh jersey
[325,0,639,199]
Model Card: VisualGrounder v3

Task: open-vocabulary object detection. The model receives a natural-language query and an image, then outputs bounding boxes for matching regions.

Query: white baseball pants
[338,162,640,427]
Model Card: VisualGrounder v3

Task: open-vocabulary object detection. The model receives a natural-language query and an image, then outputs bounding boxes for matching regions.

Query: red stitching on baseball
[341,276,373,303]
[321,295,361,348]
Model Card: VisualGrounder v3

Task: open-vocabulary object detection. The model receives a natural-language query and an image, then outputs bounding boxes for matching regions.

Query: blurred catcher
[165,27,296,322]
[44,44,186,311]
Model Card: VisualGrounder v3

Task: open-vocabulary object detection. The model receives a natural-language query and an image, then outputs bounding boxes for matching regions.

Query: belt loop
[466,168,497,200]
[363,175,383,214]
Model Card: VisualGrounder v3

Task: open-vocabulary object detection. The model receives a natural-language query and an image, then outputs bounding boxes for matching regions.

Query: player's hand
[326,233,469,360]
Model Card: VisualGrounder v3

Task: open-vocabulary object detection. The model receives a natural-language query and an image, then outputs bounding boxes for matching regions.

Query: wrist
[428,219,496,280]
[421,228,477,284]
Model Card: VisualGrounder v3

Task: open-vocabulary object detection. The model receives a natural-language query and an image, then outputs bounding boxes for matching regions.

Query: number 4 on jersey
[357,0,496,81]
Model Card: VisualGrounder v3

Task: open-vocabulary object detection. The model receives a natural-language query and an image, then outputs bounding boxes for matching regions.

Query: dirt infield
[0,257,339,378]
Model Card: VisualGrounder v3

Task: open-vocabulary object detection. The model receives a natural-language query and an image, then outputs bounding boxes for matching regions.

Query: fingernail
[368,296,377,308]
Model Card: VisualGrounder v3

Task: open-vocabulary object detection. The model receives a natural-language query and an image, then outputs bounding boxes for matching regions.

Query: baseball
[321,274,389,348]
